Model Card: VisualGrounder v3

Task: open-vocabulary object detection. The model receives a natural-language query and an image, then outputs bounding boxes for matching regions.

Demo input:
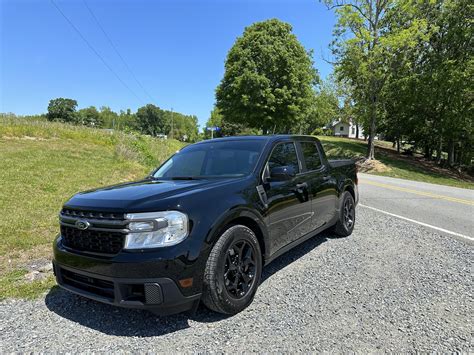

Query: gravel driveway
[1,207,472,352]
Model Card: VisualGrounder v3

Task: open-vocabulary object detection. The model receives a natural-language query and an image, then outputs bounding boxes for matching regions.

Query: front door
[264,142,312,254]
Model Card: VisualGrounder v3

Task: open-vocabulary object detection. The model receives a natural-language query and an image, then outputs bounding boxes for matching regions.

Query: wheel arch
[344,183,355,201]
[205,208,269,260]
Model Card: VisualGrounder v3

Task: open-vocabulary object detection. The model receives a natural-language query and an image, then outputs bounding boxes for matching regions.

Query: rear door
[264,141,313,254]
[298,141,338,231]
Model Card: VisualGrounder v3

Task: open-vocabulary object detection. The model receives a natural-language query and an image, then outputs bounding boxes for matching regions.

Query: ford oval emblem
[75,220,90,230]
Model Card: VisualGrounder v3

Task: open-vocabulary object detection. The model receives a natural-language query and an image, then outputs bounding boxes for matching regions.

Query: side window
[268,142,299,173]
[300,142,322,171]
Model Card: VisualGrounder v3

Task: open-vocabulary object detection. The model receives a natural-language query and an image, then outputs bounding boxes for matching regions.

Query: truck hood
[64,178,237,212]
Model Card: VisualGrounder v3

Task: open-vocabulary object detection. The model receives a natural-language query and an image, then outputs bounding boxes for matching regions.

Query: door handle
[294,182,309,202]
[296,182,308,189]
[322,176,331,181]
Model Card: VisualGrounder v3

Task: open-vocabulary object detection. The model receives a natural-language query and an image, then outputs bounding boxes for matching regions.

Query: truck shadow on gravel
[44,233,334,337]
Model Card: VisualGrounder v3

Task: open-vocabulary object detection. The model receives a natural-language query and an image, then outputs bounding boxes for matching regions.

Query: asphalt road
[1,175,472,352]
[358,173,474,242]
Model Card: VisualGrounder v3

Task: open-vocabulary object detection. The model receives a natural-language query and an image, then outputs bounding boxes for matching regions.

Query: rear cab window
[300,141,323,172]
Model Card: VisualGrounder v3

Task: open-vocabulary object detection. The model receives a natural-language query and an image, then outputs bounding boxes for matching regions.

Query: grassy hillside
[319,136,473,189]
[0,118,185,298]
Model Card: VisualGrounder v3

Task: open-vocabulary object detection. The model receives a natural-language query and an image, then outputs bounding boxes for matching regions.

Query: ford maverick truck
[53,135,358,315]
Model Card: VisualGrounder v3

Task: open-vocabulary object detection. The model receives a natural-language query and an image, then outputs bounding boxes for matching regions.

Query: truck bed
[328,159,355,168]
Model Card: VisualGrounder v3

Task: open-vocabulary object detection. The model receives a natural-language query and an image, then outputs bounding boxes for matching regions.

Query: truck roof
[194,135,319,145]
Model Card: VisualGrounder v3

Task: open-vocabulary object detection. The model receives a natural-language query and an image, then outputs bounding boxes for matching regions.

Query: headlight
[124,211,189,249]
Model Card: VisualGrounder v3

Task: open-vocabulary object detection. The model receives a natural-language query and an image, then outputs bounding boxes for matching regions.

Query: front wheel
[332,191,356,237]
[202,225,262,314]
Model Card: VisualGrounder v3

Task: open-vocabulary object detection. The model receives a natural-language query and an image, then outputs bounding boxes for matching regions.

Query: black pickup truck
[53,135,358,315]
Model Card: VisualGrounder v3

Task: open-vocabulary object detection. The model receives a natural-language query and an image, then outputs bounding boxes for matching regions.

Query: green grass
[0,117,185,298]
[319,136,473,189]
[0,269,56,300]
[319,136,368,158]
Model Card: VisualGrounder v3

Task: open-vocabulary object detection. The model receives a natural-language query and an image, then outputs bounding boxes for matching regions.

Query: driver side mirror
[269,165,297,181]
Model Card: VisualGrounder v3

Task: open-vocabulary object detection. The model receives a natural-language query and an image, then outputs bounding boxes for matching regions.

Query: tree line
[326,0,472,166]
[42,98,199,142]
[206,6,472,168]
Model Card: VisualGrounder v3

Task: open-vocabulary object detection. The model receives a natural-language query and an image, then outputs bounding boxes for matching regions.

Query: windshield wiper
[169,176,203,180]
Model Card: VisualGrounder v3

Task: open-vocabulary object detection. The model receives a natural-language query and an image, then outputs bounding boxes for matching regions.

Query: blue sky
[1,0,335,127]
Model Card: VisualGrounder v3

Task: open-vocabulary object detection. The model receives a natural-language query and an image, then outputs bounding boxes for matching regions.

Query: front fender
[204,206,269,257]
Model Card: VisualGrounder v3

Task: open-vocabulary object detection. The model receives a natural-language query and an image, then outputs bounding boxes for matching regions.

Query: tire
[202,224,262,314]
[332,191,356,237]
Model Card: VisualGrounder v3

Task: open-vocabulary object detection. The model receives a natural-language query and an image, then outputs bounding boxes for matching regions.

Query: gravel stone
[1,207,472,352]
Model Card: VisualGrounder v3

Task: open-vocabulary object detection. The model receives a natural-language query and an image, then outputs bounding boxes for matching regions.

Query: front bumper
[53,263,200,315]
[53,235,204,315]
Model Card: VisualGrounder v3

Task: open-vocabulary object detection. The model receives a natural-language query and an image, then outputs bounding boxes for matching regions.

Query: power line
[82,0,156,104]
[50,0,144,104]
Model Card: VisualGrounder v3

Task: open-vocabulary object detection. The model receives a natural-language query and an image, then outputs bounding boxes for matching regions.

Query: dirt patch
[1,135,51,141]
[356,157,392,173]
[24,259,53,282]
[1,244,52,276]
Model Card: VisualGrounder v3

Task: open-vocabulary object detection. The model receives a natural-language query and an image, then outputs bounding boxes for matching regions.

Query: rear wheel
[332,191,356,237]
[202,225,262,314]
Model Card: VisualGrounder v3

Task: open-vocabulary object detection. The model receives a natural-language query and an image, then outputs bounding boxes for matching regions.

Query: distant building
[325,119,364,139]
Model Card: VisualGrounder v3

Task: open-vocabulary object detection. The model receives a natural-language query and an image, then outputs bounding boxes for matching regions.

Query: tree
[77,106,103,127]
[327,0,472,167]
[118,109,137,132]
[135,104,167,136]
[170,113,199,142]
[373,0,473,165]
[307,77,340,133]
[204,107,262,137]
[326,0,394,159]
[204,108,223,138]
[135,105,199,142]
[99,106,119,129]
[47,98,77,123]
[216,19,318,133]
[406,0,473,166]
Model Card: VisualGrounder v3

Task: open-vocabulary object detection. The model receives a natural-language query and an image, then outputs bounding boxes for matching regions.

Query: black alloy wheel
[343,197,355,229]
[332,191,356,237]
[223,239,257,299]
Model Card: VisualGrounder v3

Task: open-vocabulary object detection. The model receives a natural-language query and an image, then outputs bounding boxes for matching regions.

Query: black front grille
[61,208,124,220]
[61,268,115,300]
[61,225,125,255]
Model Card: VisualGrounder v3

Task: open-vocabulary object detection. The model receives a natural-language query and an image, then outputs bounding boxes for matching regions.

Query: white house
[326,119,364,139]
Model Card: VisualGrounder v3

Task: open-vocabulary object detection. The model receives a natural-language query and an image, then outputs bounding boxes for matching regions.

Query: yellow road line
[359,179,474,206]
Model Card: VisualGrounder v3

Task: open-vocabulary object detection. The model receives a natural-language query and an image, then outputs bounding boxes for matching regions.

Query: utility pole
[170,108,174,139]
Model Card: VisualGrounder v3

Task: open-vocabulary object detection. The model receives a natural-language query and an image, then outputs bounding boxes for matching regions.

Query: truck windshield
[153,140,265,179]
